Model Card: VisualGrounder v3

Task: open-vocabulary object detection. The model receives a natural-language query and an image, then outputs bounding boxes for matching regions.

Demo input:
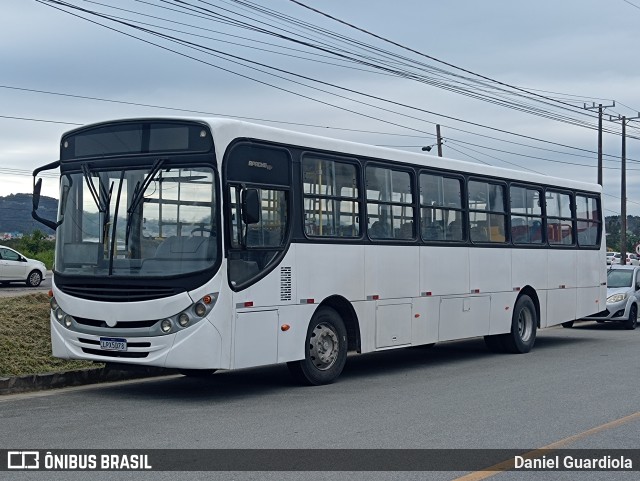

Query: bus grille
[74,317,158,329]
[58,284,179,302]
[81,348,149,359]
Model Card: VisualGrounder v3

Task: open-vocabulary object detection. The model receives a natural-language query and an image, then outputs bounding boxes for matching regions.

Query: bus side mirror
[241,189,260,225]
[32,160,62,231]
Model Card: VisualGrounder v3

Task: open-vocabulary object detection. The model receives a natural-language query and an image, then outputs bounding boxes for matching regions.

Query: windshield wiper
[125,158,166,247]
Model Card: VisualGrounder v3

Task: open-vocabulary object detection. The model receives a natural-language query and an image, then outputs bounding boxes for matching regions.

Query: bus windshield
[55,164,218,277]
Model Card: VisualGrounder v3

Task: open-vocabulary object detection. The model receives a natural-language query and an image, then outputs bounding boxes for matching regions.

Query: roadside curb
[0,366,171,395]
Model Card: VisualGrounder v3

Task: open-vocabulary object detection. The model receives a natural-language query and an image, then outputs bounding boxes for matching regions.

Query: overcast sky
[3,0,640,217]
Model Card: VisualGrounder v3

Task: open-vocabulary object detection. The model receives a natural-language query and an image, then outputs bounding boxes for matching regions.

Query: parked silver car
[580,265,640,330]
[0,245,47,287]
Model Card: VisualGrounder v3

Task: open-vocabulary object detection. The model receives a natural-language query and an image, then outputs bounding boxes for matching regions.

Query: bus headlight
[194,303,206,317]
[161,319,172,333]
[64,315,73,328]
[178,313,190,327]
[50,297,59,311]
[155,293,218,335]
[55,309,65,322]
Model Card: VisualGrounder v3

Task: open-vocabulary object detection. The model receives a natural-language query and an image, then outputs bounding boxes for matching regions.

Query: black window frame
[575,193,602,247]
[222,140,293,292]
[300,154,363,240]
[545,188,575,247]
[419,170,466,243]
[365,163,416,241]
[467,178,509,244]
[509,183,545,246]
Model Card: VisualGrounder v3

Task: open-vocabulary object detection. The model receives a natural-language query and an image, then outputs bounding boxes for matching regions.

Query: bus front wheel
[287,307,347,386]
[503,295,537,354]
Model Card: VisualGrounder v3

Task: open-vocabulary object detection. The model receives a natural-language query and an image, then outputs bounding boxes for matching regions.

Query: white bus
[33,118,605,385]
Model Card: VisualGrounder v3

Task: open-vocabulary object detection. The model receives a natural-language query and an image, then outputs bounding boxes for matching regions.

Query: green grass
[0,294,102,377]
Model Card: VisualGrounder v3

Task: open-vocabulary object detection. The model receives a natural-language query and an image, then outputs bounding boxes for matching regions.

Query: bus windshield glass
[55,165,218,277]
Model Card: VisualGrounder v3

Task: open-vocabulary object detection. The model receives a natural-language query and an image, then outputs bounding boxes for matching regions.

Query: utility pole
[610,113,640,263]
[436,124,443,157]
[421,124,444,156]
[584,102,615,186]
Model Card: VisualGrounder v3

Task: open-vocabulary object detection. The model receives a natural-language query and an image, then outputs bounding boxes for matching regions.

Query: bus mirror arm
[32,161,63,231]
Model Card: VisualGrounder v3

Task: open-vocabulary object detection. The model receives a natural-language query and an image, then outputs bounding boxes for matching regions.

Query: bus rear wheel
[503,295,537,354]
[287,307,347,386]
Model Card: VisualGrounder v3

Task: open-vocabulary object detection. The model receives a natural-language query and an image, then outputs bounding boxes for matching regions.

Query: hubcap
[309,322,339,371]
[29,272,40,286]
[518,307,533,342]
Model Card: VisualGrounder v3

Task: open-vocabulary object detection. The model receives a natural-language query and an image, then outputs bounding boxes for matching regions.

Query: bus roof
[65,116,602,194]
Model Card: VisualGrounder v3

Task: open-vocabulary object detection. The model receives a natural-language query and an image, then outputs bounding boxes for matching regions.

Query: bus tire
[503,295,537,354]
[484,334,506,353]
[561,321,575,328]
[287,307,347,386]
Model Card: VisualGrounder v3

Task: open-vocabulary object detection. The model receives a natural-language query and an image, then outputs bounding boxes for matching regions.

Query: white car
[612,252,639,266]
[581,265,640,330]
[606,252,617,265]
[0,245,47,287]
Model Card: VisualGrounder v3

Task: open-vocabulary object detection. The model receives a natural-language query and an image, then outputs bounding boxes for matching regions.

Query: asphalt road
[2,322,640,481]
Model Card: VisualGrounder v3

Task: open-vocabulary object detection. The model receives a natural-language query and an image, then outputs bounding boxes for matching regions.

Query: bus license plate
[100,337,127,351]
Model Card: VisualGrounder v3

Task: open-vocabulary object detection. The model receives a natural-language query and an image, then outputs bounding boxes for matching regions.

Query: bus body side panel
[547,249,578,325]
[296,243,365,303]
[419,246,469,296]
[512,248,548,327]
[576,248,606,319]
[364,245,419,300]
[411,297,439,346]
[469,247,512,296]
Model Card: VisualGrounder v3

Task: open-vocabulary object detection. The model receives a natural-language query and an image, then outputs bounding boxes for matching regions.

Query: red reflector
[513,287,521,292]
[372,295,379,300]
[300,299,314,304]
[244,301,254,308]
[472,289,480,294]
[559,285,566,289]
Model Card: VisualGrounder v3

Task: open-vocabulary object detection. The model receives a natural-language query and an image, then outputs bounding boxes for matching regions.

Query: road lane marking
[452,410,640,481]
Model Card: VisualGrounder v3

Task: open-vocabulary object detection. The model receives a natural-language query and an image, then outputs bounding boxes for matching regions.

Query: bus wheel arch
[318,295,361,353]
[518,286,540,328]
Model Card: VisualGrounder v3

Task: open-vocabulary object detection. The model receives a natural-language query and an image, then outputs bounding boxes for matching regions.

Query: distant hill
[0,193,58,234]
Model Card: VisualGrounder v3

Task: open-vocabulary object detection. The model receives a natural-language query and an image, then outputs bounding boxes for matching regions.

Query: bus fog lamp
[161,319,172,333]
[178,313,190,327]
[195,303,206,317]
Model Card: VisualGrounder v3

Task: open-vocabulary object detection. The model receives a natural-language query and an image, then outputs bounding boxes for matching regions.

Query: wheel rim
[517,306,534,342]
[309,322,340,371]
[29,272,41,286]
